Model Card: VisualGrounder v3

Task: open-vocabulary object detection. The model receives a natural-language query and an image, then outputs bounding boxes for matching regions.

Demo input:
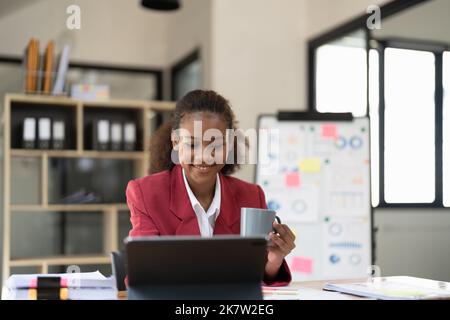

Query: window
[311,40,448,207]
[444,52,450,207]
[384,48,436,204]
[307,0,450,208]
[369,49,379,207]
[171,50,202,101]
[315,30,367,117]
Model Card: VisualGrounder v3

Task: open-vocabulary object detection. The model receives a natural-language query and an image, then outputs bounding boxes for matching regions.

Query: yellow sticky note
[299,158,321,173]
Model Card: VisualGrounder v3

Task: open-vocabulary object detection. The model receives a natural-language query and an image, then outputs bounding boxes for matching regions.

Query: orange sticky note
[291,256,313,274]
[321,124,337,139]
[285,172,301,188]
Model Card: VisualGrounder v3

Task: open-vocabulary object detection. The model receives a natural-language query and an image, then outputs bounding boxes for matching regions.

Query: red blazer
[126,164,291,286]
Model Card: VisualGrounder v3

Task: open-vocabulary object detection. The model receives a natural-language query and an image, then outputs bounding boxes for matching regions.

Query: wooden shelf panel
[11,204,129,212]
[5,94,78,106]
[10,149,146,160]
[5,94,175,111]
[82,99,148,109]
[10,255,111,267]
[149,101,176,111]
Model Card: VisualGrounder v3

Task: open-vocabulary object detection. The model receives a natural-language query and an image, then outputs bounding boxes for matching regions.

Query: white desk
[2,279,368,300]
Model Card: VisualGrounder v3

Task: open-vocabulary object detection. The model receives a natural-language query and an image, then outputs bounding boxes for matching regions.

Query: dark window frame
[375,38,448,208]
[170,48,201,101]
[308,0,431,110]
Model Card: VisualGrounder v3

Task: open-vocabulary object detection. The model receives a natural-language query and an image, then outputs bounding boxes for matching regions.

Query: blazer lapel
[169,165,201,236]
[214,173,241,235]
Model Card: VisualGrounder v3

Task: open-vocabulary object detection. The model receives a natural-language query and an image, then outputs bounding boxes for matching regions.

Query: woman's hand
[265,221,296,280]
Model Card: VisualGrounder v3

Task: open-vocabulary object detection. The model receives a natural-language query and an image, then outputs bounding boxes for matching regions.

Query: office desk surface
[2,279,369,300]
[289,278,368,300]
[119,279,368,300]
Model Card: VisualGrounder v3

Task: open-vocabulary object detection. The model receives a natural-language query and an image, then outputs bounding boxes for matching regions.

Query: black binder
[52,120,65,150]
[123,122,136,151]
[22,117,36,149]
[93,119,110,151]
[110,122,123,151]
[37,117,51,149]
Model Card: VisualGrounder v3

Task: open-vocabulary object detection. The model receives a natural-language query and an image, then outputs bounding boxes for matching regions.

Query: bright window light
[384,48,435,203]
[316,44,367,117]
[369,49,379,207]
[444,52,450,207]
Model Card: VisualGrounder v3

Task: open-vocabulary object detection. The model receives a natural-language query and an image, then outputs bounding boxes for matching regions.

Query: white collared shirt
[182,169,221,237]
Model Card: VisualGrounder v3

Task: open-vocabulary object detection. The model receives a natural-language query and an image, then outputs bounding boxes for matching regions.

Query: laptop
[125,235,268,300]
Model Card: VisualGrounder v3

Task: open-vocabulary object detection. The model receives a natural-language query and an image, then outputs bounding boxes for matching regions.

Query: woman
[126,90,295,286]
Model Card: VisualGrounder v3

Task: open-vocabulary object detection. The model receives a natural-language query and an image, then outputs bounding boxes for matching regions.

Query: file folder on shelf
[123,122,136,151]
[52,120,65,150]
[110,122,123,151]
[22,117,36,149]
[38,117,51,149]
[93,119,110,151]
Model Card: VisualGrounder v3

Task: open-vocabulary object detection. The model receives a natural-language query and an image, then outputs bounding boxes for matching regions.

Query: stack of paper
[262,286,356,300]
[262,286,300,300]
[324,276,450,300]
[4,271,117,300]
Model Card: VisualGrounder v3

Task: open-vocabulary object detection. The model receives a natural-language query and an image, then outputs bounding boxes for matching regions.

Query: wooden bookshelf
[10,255,111,274]
[2,93,175,283]
[11,149,146,159]
[10,204,129,212]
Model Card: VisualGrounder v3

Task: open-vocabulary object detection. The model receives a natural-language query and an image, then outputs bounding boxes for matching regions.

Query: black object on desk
[111,251,127,291]
[33,276,66,300]
[125,235,267,300]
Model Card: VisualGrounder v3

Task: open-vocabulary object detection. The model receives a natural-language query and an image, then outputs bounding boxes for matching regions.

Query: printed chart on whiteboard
[256,115,371,281]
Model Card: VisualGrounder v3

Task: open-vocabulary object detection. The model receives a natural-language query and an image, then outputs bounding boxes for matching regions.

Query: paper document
[324,276,450,300]
[4,271,117,300]
[7,270,113,289]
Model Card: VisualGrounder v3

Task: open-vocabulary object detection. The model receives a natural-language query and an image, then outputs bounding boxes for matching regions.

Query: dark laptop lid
[125,235,268,286]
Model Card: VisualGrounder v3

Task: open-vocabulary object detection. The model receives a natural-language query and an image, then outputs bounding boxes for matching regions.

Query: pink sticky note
[291,256,313,274]
[285,172,301,188]
[321,124,337,139]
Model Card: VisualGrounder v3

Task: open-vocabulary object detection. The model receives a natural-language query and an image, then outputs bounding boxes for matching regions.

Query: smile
[192,164,214,172]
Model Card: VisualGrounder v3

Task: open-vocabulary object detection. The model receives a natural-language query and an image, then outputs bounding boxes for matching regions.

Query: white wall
[166,0,212,89]
[0,0,169,67]
[210,0,308,182]
[305,0,390,38]
[374,0,450,43]
[375,209,450,280]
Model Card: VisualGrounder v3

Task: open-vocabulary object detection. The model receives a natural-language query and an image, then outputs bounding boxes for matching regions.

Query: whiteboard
[256,114,372,281]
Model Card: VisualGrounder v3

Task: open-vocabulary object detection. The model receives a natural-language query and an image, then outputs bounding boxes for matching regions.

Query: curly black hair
[149,90,244,175]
